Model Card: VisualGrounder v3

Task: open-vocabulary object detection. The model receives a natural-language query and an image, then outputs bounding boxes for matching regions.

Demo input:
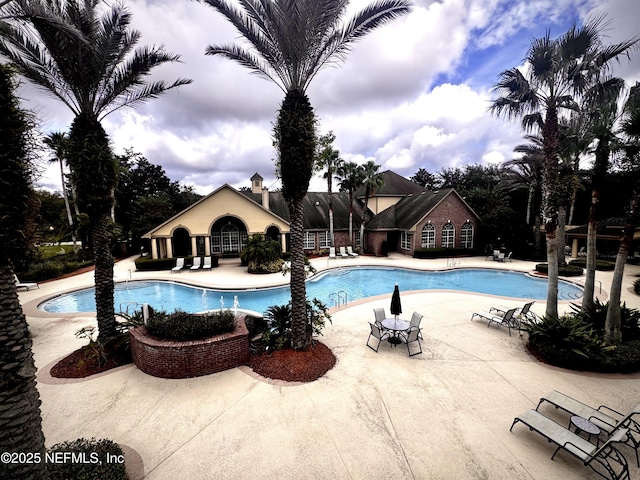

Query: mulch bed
[248,341,336,383]
[49,343,132,378]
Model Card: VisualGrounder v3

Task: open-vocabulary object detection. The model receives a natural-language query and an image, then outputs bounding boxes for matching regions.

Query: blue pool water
[39,267,583,315]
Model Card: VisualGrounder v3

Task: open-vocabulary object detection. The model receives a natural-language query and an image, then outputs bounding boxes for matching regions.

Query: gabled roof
[367,188,481,230]
[355,170,427,199]
[240,190,368,230]
[142,184,288,238]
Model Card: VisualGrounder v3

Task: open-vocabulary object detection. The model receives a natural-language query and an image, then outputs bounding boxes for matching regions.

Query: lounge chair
[470,308,518,336]
[496,252,505,262]
[491,301,536,324]
[171,257,185,273]
[329,247,336,259]
[202,256,212,270]
[400,328,422,356]
[537,390,640,466]
[407,311,423,339]
[346,246,359,257]
[339,246,349,258]
[505,251,513,262]
[14,275,38,291]
[366,322,390,352]
[190,257,202,271]
[511,409,630,480]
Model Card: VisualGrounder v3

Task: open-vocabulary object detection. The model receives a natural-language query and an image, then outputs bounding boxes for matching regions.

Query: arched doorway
[266,225,280,242]
[210,216,248,257]
[172,228,191,257]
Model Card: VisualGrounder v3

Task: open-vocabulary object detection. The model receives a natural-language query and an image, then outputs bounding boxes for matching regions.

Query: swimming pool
[39,267,583,315]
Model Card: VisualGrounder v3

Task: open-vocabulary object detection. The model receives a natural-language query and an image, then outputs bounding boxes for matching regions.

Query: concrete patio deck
[19,254,640,479]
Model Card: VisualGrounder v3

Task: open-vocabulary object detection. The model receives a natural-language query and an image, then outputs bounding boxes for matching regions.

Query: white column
[205,237,211,256]
[151,239,158,259]
[166,238,173,258]
[191,237,197,256]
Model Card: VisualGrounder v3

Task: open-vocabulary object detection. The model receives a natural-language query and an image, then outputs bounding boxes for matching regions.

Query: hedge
[568,259,615,271]
[535,263,584,276]
[413,247,477,259]
[146,309,235,341]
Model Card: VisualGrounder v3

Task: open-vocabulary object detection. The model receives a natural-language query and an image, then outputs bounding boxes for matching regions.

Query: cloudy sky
[18,0,640,195]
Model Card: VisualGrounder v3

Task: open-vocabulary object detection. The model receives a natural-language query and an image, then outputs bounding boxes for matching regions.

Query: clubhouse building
[142,171,481,259]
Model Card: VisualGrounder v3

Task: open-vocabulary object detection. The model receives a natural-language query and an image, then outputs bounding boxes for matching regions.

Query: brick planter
[130,316,250,379]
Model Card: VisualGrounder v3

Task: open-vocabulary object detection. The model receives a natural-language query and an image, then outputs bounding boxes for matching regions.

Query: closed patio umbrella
[390,282,402,321]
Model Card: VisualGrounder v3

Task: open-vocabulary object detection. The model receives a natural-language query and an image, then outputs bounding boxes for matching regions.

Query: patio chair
[346,246,359,257]
[171,257,185,273]
[373,308,388,332]
[491,301,536,324]
[190,257,202,271]
[471,308,518,336]
[407,311,423,339]
[339,246,349,258]
[202,256,212,270]
[400,328,422,356]
[510,409,630,480]
[537,390,640,466]
[14,275,38,291]
[505,251,513,262]
[496,252,505,262]
[366,322,390,352]
[329,247,336,259]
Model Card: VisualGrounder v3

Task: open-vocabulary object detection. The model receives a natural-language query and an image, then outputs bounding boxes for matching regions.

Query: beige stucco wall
[369,196,403,215]
[150,187,289,237]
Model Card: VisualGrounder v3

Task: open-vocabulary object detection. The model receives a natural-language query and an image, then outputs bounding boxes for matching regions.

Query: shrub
[261,298,331,351]
[634,278,640,295]
[522,314,603,359]
[146,309,235,341]
[241,234,283,273]
[568,259,615,271]
[413,247,477,259]
[47,438,127,480]
[569,300,640,341]
[534,263,583,276]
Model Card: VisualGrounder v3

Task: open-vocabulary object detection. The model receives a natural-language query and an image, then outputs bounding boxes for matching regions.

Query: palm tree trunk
[59,160,78,251]
[360,183,371,252]
[288,197,309,350]
[348,191,354,246]
[0,265,49,480]
[92,213,117,342]
[582,139,609,312]
[604,195,638,344]
[542,106,560,320]
[558,205,567,266]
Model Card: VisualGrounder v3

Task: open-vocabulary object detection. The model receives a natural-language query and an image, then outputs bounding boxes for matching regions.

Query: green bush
[569,300,640,341]
[146,309,235,341]
[19,254,93,282]
[47,438,127,480]
[523,314,603,359]
[261,298,331,351]
[241,234,283,273]
[634,278,640,295]
[413,247,477,259]
[534,263,583,276]
[568,259,616,271]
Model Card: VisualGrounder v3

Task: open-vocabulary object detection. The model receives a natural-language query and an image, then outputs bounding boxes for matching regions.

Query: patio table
[381,318,410,346]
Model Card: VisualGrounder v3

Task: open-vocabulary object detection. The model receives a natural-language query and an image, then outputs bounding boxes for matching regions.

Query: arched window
[221,224,240,253]
[442,223,455,248]
[421,223,435,249]
[461,221,474,249]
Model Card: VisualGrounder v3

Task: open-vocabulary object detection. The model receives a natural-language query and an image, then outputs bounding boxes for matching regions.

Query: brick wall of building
[130,316,249,379]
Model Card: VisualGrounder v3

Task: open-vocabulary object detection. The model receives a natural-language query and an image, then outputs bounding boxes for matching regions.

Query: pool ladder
[119,301,142,315]
[329,290,348,308]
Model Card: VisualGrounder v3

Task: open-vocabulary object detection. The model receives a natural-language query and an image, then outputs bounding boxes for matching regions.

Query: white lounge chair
[339,246,349,258]
[171,257,185,273]
[346,246,359,257]
[14,275,38,291]
[202,256,212,270]
[190,257,202,271]
[511,409,630,480]
[471,308,519,336]
[329,247,336,259]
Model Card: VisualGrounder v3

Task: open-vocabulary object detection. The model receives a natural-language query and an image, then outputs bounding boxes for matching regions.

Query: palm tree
[359,160,383,251]
[490,15,637,320]
[0,0,191,342]
[43,131,78,251]
[315,131,343,247]
[604,82,640,344]
[199,0,411,350]
[0,63,48,480]
[337,160,365,247]
[580,77,628,312]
